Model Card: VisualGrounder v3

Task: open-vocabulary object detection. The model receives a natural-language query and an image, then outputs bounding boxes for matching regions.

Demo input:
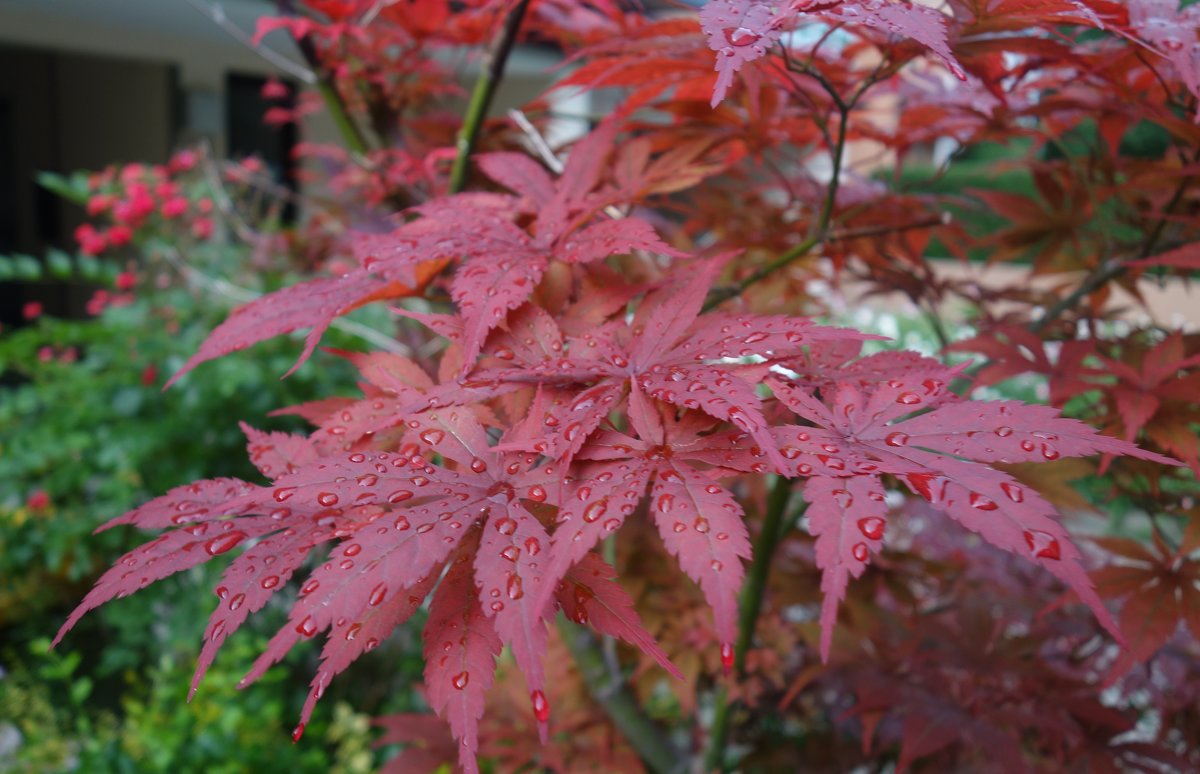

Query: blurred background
[0,1,564,770]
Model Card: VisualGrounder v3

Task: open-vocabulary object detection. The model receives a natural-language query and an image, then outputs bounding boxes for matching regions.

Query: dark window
[225,73,298,223]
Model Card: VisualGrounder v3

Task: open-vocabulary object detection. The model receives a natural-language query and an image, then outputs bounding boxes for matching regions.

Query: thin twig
[448,0,533,193]
[184,0,316,84]
[703,477,794,772]
[276,0,373,156]
[508,109,565,173]
[559,619,685,774]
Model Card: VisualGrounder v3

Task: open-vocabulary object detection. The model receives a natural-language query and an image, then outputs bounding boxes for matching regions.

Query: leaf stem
[448,0,532,194]
[702,98,849,311]
[275,0,371,156]
[558,619,685,774]
[703,476,794,771]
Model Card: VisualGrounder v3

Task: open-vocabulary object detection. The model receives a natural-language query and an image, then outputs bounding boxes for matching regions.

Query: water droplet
[273,486,296,502]
[727,406,755,432]
[301,579,320,595]
[292,723,306,743]
[215,586,229,600]
[564,423,583,442]
[723,25,760,47]
[1000,482,1024,503]
[317,492,339,507]
[229,593,245,611]
[261,575,280,589]
[995,426,1013,438]
[1041,444,1060,461]
[656,493,675,513]
[906,473,945,504]
[507,574,524,600]
[356,473,378,487]
[969,492,998,511]
[858,517,885,540]
[470,457,488,474]
[524,537,541,556]
[345,623,362,641]
[205,531,247,556]
[531,689,550,722]
[852,542,869,562]
[452,671,470,690]
[296,616,318,637]
[344,543,362,557]
[368,583,387,606]
[583,499,608,523]
[1020,440,1036,452]
[500,546,520,562]
[694,517,710,533]
[832,489,853,509]
[895,392,921,405]
[419,429,445,445]
[885,432,909,447]
[1023,530,1061,560]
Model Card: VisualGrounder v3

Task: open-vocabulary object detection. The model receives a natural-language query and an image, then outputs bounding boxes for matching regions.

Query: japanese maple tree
[52,0,1200,771]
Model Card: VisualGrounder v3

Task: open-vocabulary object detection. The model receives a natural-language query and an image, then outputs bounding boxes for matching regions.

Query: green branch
[558,619,685,774]
[704,476,795,771]
[276,0,371,156]
[448,0,532,194]
[702,97,849,311]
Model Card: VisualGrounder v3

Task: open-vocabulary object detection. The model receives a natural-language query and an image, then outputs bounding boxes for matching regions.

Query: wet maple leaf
[422,259,869,473]
[767,364,1179,659]
[532,400,757,662]
[1097,331,1200,475]
[389,124,687,368]
[700,0,965,107]
[1093,521,1200,684]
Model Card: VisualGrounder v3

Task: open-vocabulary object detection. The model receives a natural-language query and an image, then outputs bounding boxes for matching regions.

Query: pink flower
[161,197,189,219]
[23,301,43,320]
[115,271,138,290]
[141,364,159,386]
[87,194,113,216]
[191,217,214,240]
[38,346,54,362]
[169,149,198,173]
[119,163,146,184]
[107,225,134,247]
[86,289,110,316]
[26,490,51,511]
[262,78,290,100]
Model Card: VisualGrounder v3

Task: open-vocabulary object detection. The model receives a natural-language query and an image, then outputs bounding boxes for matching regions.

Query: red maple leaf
[390,123,687,367]
[1093,520,1200,685]
[766,363,1179,659]
[700,0,966,107]
[422,259,869,474]
[531,398,759,664]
